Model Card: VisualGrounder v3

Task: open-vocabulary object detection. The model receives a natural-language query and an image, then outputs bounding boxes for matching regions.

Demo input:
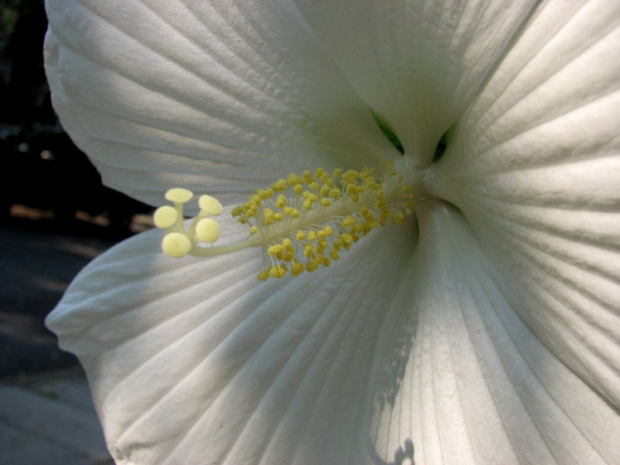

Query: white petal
[428,0,620,408]
[46,210,418,464]
[293,0,539,162]
[367,202,620,464]
[44,0,400,206]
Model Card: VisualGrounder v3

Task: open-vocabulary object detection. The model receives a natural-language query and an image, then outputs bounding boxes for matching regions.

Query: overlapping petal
[366,203,620,464]
[44,0,401,207]
[428,0,620,407]
[46,210,418,464]
[293,0,539,163]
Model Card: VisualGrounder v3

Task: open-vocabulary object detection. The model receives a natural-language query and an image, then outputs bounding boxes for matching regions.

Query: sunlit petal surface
[429,0,620,409]
[47,211,418,464]
[367,203,620,464]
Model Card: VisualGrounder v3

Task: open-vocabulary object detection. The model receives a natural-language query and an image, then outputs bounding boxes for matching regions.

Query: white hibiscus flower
[44,0,620,464]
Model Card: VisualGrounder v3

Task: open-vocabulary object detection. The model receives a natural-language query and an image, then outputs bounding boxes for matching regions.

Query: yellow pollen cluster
[230,165,414,280]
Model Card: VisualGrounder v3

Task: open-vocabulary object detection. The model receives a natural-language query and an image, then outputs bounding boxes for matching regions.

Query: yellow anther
[303,243,315,257]
[268,244,284,255]
[346,184,361,201]
[153,205,178,229]
[341,233,354,244]
[244,205,258,220]
[283,206,300,218]
[263,208,275,224]
[231,205,244,217]
[306,260,319,272]
[287,173,302,186]
[195,218,220,243]
[342,216,356,227]
[162,232,191,258]
[273,179,287,191]
[248,194,261,205]
[302,170,313,183]
[269,265,286,278]
[342,170,359,184]
[320,173,332,184]
[199,195,223,215]
[291,260,304,276]
[275,195,288,208]
[165,188,193,203]
[257,188,274,200]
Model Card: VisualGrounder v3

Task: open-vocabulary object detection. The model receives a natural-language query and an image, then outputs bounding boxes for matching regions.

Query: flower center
[154,162,416,280]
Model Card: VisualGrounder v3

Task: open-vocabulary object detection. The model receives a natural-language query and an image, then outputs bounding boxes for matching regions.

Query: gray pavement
[0,368,113,465]
[0,207,150,464]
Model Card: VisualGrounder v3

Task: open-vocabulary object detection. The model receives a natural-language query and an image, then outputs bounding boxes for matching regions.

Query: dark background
[0,0,153,379]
